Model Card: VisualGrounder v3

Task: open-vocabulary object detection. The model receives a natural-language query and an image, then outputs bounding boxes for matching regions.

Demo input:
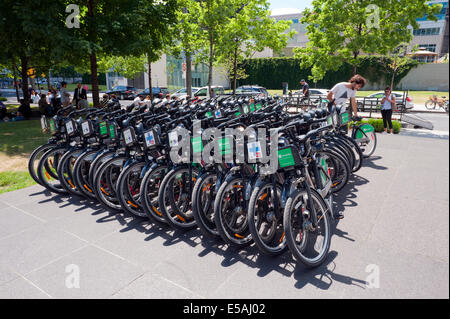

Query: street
[0,131,448,299]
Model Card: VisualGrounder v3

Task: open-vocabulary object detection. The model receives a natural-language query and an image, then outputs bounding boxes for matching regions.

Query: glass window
[196,88,207,96]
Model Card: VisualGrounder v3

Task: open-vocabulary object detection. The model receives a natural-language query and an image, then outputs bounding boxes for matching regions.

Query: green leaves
[295,0,442,82]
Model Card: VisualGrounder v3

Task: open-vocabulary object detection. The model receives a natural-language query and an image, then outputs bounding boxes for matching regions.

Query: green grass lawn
[0,120,49,194]
[66,84,107,92]
[0,171,36,194]
[0,119,48,156]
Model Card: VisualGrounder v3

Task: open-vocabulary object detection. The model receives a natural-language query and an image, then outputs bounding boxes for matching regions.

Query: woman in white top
[381,86,395,134]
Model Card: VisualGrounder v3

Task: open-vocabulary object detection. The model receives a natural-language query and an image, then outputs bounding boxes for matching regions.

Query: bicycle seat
[352,116,362,122]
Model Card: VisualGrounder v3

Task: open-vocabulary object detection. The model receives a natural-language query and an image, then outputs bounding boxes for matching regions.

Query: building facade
[407,0,449,60]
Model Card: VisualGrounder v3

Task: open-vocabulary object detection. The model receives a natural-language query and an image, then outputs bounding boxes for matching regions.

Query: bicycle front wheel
[425,100,436,110]
[283,188,331,268]
[353,124,377,158]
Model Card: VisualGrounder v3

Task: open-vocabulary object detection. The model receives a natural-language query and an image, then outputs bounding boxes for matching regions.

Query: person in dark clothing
[0,100,7,121]
[18,99,32,119]
[38,94,53,116]
[73,83,87,108]
[300,79,310,107]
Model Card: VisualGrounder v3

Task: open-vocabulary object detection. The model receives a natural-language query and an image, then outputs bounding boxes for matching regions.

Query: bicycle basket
[340,112,350,126]
[81,120,94,137]
[143,128,161,150]
[122,127,137,147]
[98,121,109,138]
[49,118,58,135]
[277,145,302,170]
[65,119,77,137]
[108,122,118,140]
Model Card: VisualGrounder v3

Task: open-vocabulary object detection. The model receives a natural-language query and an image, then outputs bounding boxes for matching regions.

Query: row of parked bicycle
[28,95,377,268]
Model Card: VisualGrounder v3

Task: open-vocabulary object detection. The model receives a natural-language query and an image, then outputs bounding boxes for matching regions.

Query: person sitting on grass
[18,99,32,119]
[0,99,7,121]
[9,111,24,122]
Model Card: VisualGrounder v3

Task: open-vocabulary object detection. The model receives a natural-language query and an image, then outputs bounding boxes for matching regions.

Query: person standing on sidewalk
[60,82,71,107]
[73,83,87,108]
[300,79,310,103]
[381,86,395,134]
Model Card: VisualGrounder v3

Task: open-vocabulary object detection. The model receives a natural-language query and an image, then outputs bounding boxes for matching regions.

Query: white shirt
[330,82,357,108]
[382,94,393,110]
[60,87,69,103]
[133,97,143,105]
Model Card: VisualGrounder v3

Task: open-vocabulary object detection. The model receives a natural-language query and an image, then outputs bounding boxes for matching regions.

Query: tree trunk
[208,31,214,97]
[12,60,20,102]
[232,46,238,96]
[390,57,397,89]
[352,52,358,75]
[185,51,192,97]
[147,54,153,100]
[87,0,99,107]
[89,52,100,107]
[20,56,30,106]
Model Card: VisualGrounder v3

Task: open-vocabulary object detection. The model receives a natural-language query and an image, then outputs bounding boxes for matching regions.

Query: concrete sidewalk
[0,133,448,299]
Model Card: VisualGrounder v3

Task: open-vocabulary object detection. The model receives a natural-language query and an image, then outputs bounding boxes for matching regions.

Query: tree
[0,0,69,106]
[63,0,178,106]
[99,55,147,80]
[197,0,234,95]
[168,0,204,97]
[295,0,443,82]
[387,44,419,89]
[216,0,294,94]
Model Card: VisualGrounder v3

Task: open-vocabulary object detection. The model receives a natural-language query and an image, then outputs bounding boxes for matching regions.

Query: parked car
[177,86,225,99]
[194,86,225,98]
[106,86,137,100]
[171,87,201,98]
[137,87,170,98]
[357,91,414,111]
[235,85,269,97]
[291,88,330,98]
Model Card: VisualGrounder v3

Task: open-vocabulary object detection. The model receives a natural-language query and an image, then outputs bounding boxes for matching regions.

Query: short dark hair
[61,81,67,86]
[384,86,391,92]
[349,74,366,88]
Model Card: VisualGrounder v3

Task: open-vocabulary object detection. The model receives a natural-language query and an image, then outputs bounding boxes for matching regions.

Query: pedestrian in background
[38,94,53,116]
[381,86,395,134]
[60,82,70,107]
[73,83,87,108]
[100,94,110,108]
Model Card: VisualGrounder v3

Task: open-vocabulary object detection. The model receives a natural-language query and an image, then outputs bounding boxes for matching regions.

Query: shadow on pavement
[362,155,387,170]
[28,179,369,291]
